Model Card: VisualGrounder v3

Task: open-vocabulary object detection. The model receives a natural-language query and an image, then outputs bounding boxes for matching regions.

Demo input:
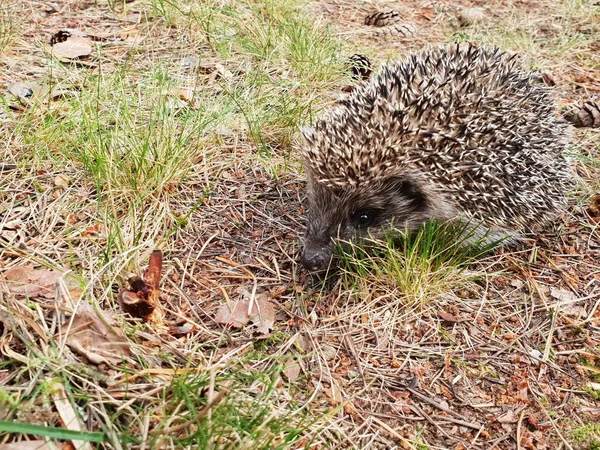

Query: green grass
[449,0,599,69]
[570,422,600,448]
[0,422,108,443]
[337,220,504,305]
[0,3,17,55]
[10,0,347,261]
[0,369,317,450]
[0,0,347,446]
[0,323,319,449]
[2,0,599,448]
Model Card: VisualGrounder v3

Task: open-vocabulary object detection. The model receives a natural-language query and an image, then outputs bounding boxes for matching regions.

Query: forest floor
[1,0,599,449]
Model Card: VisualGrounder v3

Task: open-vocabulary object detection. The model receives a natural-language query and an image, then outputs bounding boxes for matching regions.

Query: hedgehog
[298,43,574,272]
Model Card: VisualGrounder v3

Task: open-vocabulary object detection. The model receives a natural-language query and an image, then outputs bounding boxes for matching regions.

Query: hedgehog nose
[300,249,329,272]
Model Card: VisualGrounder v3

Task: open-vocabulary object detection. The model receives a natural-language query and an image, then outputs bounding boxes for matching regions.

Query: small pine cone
[563,100,600,128]
[348,54,373,81]
[364,9,401,27]
[373,23,417,38]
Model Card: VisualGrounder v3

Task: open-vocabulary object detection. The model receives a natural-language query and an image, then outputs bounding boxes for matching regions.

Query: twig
[516,409,525,450]
[405,381,480,427]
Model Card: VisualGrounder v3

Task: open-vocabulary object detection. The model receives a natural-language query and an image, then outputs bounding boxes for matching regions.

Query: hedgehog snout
[299,246,332,272]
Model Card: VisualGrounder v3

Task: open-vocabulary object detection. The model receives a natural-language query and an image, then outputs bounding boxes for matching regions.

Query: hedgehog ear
[384,176,429,212]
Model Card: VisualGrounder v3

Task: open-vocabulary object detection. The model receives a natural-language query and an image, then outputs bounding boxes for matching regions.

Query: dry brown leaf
[3,265,79,299]
[214,63,234,79]
[7,81,73,103]
[59,303,133,365]
[438,310,465,323]
[54,174,69,188]
[549,287,582,318]
[215,290,275,334]
[283,360,301,382]
[7,82,35,100]
[52,36,93,60]
[170,88,195,102]
[496,409,518,423]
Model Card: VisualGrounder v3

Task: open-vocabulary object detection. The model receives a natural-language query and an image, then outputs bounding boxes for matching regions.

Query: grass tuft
[337,220,504,305]
[0,3,17,55]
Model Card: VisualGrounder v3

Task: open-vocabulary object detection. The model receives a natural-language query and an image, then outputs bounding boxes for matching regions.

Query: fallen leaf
[283,360,301,382]
[180,56,199,69]
[54,174,69,188]
[59,303,133,365]
[7,82,35,100]
[82,223,102,236]
[587,382,600,391]
[252,292,275,334]
[4,265,64,298]
[496,409,518,423]
[214,63,234,79]
[51,35,93,60]
[438,311,465,323]
[550,287,577,303]
[170,88,195,102]
[215,290,275,334]
[7,81,74,103]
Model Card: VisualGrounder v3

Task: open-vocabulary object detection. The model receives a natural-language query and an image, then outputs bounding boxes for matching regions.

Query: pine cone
[563,100,600,128]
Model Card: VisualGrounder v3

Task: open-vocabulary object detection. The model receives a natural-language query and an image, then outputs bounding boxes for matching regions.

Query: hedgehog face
[300,174,433,272]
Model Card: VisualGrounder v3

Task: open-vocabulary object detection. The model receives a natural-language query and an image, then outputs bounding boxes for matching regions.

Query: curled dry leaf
[7,81,72,103]
[495,409,518,423]
[118,250,164,323]
[215,289,275,335]
[438,310,466,323]
[170,88,195,102]
[7,82,35,100]
[3,265,81,300]
[59,302,133,365]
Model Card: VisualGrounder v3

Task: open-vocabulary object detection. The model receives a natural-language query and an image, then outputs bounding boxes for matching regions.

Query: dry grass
[1,0,599,449]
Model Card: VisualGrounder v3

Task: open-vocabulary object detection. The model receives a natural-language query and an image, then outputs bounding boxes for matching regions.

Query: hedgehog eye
[353,210,378,227]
